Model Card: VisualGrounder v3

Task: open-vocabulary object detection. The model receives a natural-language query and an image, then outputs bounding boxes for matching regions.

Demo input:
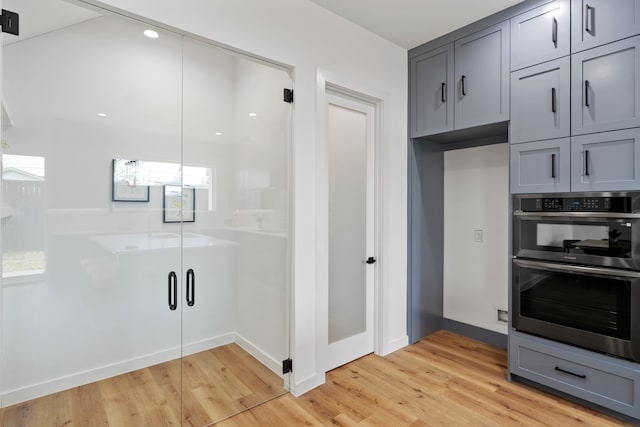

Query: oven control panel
[520,196,630,212]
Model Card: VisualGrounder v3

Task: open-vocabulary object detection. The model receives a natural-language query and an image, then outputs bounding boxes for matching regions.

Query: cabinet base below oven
[509,331,640,421]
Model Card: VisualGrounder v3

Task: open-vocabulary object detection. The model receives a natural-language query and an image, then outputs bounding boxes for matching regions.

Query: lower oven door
[513,258,640,362]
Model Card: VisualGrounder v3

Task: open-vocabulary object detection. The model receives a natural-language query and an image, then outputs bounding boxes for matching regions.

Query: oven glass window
[519,267,631,340]
[521,219,632,259]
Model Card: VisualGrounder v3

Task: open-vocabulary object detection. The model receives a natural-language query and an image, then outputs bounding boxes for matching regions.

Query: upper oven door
[514,211,640,270]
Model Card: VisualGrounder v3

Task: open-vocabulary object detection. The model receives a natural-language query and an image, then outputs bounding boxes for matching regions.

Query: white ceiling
[308,0,526,49]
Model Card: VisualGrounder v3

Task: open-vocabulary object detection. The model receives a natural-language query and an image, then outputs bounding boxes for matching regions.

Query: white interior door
[326,91,376,370]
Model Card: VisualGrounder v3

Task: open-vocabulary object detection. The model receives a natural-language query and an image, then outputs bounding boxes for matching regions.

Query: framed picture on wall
[163,185,195,223]
[112,159,150,202]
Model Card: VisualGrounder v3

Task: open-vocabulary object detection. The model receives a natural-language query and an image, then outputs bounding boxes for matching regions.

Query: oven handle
[514,211,640,219]
[513,258,640,279]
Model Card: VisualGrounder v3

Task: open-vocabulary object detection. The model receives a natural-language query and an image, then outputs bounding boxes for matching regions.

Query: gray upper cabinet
[511,56,570,144]
[511,0,570,71]
[571,0,640,53]
[409,43,454,138]
[511,138,571,193]
[570,128,640,191]
[571,36,640,136]
[454,21,510,130]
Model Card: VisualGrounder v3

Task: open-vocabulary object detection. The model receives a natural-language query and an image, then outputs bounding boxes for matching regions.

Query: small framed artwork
[112,159,149,202]
[163,185,195,223]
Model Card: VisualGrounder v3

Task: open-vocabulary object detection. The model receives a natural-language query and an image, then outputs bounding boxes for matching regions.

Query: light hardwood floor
[1,331,634,426]
[0,343,286,426]
[218,330,633,426]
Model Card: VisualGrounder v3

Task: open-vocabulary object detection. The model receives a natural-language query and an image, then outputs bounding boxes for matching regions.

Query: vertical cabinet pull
[552,17,558,46]
[584,150,590,176]
[461,75,466,97]
[551,153,556,179]
[168,272,177,311]
[584,80,590,107]
[186,268,195,307]
[551,87,557,113]
[585,4,593,34]
[441,82,446,103]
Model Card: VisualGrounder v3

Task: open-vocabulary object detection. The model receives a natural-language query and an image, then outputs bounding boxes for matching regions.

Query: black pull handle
[186,268,195,307]
[585,4,593,34]
[552,17,558,46]
[585,150,590,176]
[551,153,556,179]
[168,271,177,311]
[584,80,590,107]
[555,366,586,379]
[366,257,376,264]
[551,87,557,113]
[461,75,466,97]
[441,82,446,103]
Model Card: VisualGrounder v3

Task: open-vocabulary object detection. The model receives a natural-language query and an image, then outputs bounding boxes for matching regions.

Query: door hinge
[283,88,294,103]
[282,358,293,374]
[1,9,19,36]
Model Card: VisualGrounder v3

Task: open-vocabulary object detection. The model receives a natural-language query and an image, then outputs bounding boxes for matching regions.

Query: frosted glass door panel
[181,37,291,425]
[328,104,368,344]
[1,1,183,422]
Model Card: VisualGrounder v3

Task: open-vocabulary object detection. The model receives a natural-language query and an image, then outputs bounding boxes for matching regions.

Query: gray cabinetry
[511,0,570,71]
[571,36,640,136]
[409,44,454,138]
[454,21,510,130]
[570,128,640,191]
[510,57,570,144]
[571,0,640,52]
[510,138,570,193]
[510,332,640,418]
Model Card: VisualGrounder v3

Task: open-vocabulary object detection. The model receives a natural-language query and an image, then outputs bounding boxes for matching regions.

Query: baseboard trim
[1,332,235,407]
[381,335,409,356]
[234,333,284,379]
[442,318,507,349]
[290,373,325,397]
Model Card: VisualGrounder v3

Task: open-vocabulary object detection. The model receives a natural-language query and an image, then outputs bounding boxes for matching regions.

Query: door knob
[366,257,376,264]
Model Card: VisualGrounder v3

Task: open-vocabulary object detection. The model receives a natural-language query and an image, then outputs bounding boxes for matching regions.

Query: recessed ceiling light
[97,113,107,117]
[144,29,159,39]
[249,113,257,117]
[215,132,223,136]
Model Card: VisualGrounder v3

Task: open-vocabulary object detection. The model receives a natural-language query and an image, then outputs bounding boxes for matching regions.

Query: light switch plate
[473,229,483,242]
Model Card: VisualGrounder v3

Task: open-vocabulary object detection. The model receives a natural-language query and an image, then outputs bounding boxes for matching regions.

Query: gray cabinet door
[571,36,640,136]
[571,0,640,52]
[510,138,570,193]
[409,43,454,138]
[511,0,570,71]
[571,128,640,192]
[511,57,570,144]
[454,21,510,130]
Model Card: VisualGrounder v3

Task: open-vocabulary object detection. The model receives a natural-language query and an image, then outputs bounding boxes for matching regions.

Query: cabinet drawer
[511,0,570,71]
[510,333,640,418]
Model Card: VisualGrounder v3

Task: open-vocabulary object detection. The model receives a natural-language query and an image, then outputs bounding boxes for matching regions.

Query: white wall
[81,0,409,394]
[443,144,509,335]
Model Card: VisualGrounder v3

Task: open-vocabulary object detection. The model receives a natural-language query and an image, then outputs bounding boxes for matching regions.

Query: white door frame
[315,69,384,373]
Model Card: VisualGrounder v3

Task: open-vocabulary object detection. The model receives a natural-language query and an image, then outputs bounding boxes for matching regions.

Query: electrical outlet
[473,229,483,243]
[497,309,508,324]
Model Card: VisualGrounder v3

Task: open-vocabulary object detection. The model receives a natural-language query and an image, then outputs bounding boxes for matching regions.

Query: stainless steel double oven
[512,192,640,362]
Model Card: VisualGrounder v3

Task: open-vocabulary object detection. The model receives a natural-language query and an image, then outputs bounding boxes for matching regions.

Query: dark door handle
[441,82,446,103]
[551,87,557,113]
[366,257,376,264]
[552,17,558,46]
[585,4,593,34]
[168,271,177,311]
[461,75,466,97]
[584,150,590,176]
[186,268,195,307]
[584,80,590,107]
[555,366,586,379]
[551,153,556,179]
